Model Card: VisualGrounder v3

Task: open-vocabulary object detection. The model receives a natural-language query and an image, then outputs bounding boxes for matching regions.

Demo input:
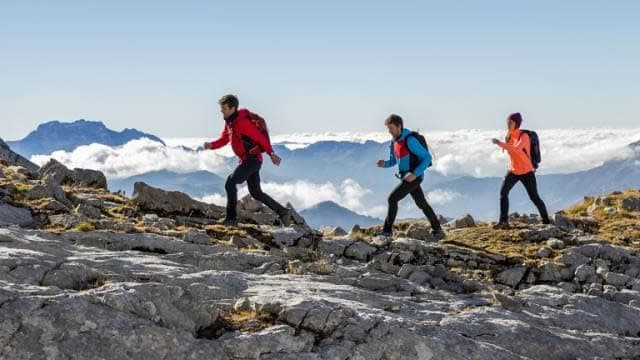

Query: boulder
[72,193,105,208]
[537,262,562,282]
[0,202,33,227]
[520,224,564,242]
[25,179,73,208]
[546,238,565,250]
[49,213,89,229]
[537,247,552,258]
[132,182,224,218]
[344,241,377,261]
[0,137,39,174]
[237,195,306,227]
[269,226,308,248]
[574,264,597,283]
[317,238,354,257]
[446,214,475,229]
[320,226,347,237]
[39,159,108,190]
[38,158,75,185]
[604,272,632,288]
[73,168,108,189]
[621,197,640,212]
[613,289,640,305]
[553,212,575,231]
[495,267,527,287]
[76,203,102,219]
[557,250,589,270]
[183,230,212,245]
[229,235,267,250]
[405,222,432,240]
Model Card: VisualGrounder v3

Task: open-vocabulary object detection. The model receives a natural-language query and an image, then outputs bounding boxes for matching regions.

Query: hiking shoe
[493,221,510,230]
[220,219,238,227]
[375,230,393,238]
[431,228,446,241]
[278,209,292,227]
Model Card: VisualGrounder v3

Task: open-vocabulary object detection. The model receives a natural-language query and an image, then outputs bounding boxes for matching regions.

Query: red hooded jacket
[209,108,274,163]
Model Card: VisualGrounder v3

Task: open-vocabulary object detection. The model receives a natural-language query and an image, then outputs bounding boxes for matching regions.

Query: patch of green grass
[14,183,31,193]
[75,222,95,232]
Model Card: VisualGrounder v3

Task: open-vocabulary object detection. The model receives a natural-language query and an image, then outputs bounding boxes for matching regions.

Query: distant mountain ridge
[7,119,165,157]
[300,200,382,230]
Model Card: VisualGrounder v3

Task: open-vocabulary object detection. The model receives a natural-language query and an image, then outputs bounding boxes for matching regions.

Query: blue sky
[1,0,638,140]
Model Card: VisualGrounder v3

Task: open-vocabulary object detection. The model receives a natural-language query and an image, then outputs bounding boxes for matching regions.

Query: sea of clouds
[31,138,232,179]
[168,128,640,177]
[31,128,640,216]
[197,178,458,219]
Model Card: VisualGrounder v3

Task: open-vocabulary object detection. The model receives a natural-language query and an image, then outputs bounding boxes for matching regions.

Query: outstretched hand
[376,160,385,168]
[203,142,212,150]
[270,153,282,166]
[491,138,502,145]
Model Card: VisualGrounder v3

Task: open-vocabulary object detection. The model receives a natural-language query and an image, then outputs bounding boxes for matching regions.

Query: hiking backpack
[405,131,433,170]
[245,112,271,154]
[519,129,541,169]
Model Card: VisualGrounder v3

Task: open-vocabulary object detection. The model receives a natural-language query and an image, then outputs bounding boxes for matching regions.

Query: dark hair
[384,114,403,128]
[507,112,523,128]
[505,112,524,142]
[218,94,239,109]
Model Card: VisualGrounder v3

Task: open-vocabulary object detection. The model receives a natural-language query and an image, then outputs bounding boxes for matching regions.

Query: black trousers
[225,156,287,221]
[383,177,441,233]
[499,171,549,223]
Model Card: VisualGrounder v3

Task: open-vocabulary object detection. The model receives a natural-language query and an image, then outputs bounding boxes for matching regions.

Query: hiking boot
[431,228,446,241]
[375,230,393,238]
[278,209,292,227]
[220,218,238,227]
[493,221,510,230]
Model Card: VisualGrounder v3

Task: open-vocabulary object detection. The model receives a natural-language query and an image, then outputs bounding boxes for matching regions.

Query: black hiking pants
[499,171,550,223]
[225,156,287,221]
[383,177,441,233]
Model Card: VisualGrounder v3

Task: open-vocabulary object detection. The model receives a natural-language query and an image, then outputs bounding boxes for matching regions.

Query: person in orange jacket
[491,112,550,229]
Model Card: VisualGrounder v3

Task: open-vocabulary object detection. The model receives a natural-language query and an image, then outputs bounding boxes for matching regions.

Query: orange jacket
[499,129,534,175]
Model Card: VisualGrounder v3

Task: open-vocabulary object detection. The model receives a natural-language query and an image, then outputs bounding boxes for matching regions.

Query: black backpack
[519,129,541,169]
[405,131,433,171]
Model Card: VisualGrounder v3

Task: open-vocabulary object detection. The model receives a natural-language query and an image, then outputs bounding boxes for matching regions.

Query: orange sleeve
[499,133,530,155]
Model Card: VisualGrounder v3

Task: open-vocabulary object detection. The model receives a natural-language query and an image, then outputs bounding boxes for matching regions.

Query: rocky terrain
[1,138,640,359]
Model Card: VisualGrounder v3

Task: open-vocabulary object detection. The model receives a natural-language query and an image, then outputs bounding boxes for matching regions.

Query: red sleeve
[239,119,274,154]
[209,126,230,149]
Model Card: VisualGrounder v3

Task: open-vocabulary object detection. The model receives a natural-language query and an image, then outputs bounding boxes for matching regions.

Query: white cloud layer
[426,189,463,205]
[29,128,640,181]
[31,138,231,179]
[199,178,376,216]
[166,128,640,177]
[198,179,464,219]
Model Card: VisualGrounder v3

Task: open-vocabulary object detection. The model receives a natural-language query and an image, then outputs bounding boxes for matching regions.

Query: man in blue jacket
[376,114,444,240]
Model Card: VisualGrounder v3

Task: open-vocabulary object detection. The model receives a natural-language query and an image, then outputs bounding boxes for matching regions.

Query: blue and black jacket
[383,128,432,179]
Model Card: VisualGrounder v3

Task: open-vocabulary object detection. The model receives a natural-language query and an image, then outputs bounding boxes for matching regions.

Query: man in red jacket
[204,94,291,227]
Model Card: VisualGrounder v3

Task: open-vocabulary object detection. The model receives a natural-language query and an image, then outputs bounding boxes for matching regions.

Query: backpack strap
[518,130,533,160]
